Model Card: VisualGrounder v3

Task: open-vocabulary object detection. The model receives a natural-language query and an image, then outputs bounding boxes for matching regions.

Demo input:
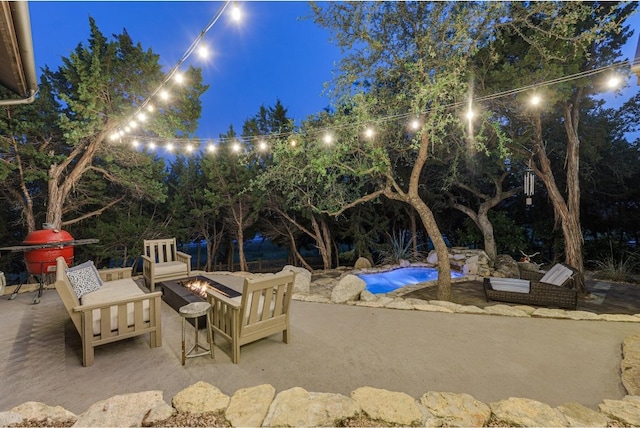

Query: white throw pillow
[66,260,103,299]
[540,264,574,286]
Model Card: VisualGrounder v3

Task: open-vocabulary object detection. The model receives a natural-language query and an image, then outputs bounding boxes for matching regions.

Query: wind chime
[524,161,535,206]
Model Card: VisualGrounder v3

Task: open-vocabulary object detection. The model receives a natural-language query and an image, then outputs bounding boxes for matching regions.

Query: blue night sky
[28,1,341,142]
[27,2,640,146]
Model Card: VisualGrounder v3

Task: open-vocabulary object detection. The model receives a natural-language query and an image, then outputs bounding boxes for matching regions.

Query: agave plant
[592,250,638,283]
[378,231,419,265]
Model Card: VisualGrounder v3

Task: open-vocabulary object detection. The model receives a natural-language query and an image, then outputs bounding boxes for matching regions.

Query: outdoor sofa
[483,263,578,310]
[54,257,162,366]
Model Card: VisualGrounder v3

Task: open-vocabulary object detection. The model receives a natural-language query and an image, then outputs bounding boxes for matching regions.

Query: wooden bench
[54,257,162,366]
[206,271,295,363]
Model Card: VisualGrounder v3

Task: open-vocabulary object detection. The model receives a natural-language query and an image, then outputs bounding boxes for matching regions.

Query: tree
[0,18,207,234]
[307,2,508,299]
[481,1,637,293]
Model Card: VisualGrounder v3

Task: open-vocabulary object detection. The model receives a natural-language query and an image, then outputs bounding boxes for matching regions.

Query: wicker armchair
[483,263,578,310]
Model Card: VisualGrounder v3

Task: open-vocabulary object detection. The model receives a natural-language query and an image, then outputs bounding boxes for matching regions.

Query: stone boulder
[281,265,312,294]
[226,384,275,427]
[426,250,438,265]
[263,387,360,427]
[0,412,25,426]
[490,397,568,427]
[10,402,77,424]
[557,402,609,427]
[331,274,366,303]
[622,335,640,395]
[494,255,520,278]
[599,396,640,427]
[172,381,230,414]
[74,391,166,427]
[351,387,423,426]
[420,391,491,427]
[354,257,372,269]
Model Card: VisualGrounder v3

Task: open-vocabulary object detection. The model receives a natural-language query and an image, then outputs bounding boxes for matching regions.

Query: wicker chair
[483,263,578,310]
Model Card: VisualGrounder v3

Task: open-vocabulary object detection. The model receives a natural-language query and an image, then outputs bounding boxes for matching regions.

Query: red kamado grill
[23,228,75,275]
[0,224,98,304]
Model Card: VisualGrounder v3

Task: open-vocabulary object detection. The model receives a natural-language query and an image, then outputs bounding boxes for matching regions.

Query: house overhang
[0,1,37,105]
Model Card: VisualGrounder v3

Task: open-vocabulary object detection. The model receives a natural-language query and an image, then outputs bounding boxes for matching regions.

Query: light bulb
[323,134,333,144]
[159,90,169,101]
[186,144,194,153]
[132,140,140,148]
[607,76,621,89]
[207,143,216,153]
[174,73,184,84]
[231,5,241,21]
[197,45,209,59]
[290,140,297,147]
[259,141,268,151]
[466,110,474,120]
[531,95,541,106]
[147,104,154,112]
[232,142,241,152]
[149,142,156,150]
[137,112,147,122]
[129,120,138,129]
[365,128,374,139]
[166,143,174,152]
[410,120,420,130]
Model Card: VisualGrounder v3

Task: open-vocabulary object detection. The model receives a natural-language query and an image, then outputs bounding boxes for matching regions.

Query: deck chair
[483,263,578,309]
[142,238,191,291]
[206,271,295,363]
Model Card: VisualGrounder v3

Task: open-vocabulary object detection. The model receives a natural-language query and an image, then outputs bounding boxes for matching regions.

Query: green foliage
[590,241,639,283]
[453,211,527,255]
[378,231,419,265]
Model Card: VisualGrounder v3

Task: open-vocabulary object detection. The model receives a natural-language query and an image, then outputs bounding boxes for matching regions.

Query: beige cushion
[154,261,188,277]
[81,279,150,336]
[489,278,530,294]
[540,264,573,286]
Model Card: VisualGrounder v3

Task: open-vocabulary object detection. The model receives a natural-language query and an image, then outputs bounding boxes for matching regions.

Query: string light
[113,22,631,158]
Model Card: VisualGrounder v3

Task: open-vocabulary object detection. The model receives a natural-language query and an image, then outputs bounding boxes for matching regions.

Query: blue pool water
[358,267,464,294]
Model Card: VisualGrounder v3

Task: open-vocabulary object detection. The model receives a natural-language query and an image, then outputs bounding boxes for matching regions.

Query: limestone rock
[351,387,423,426]
[532,308,572,319]
[281,265,312,294]
[399,259,411,267]
[359,289,377,302]
[600,314,640,323]
[490,397,568,427]
[331,274,366,303]
[74,390,165,427]
[420,391,491,427]
[557,402,609,427]
[494,255,520,278]
[11,402,77,423]
[384,299,414,310]
[355,300,389,308]
[263,387,360,427]
[226,384,275,427]
[426,251,438,265]
[512,305,536,315]
[622,335,640,395]
[0,411,24,426]
[172,381,230,414]
[428,300,462,312]
[484,305,530,317]
[565,310,601,321]
[142,400,176,425]
[414,303,454,313]
[354,257,372,269]
[300,295,332,304]
[599,396,640,426]
[455,305,486,315]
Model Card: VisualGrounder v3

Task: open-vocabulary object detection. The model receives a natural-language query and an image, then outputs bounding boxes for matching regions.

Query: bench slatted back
[144,238,178,264]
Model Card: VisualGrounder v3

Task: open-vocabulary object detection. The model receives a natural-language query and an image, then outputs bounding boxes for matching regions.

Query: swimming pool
[357,267,464,294]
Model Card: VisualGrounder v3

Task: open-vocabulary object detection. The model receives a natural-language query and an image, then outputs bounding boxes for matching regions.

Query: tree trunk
[532,112,586,294]
[408,208,419,255]
[477,207,497,263]
[311,214,332,270]
[286,225,313,271]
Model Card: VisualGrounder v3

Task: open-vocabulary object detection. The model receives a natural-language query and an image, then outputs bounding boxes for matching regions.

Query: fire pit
[160,275,241,327]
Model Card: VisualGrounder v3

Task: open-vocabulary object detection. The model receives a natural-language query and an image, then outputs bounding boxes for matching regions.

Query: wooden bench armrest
[98,267,132,282]
[206,289,241,309]
[73,291,162,312]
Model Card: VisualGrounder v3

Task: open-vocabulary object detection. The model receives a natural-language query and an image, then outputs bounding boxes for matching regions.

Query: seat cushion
[540,264,574,286]
[81,279,150,336]
[154,261,188,277]
[489,278,531,294]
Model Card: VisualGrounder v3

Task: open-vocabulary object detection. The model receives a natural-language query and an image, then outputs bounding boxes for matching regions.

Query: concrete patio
[1,276,639,416]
